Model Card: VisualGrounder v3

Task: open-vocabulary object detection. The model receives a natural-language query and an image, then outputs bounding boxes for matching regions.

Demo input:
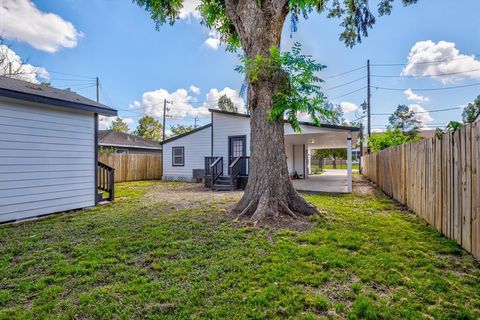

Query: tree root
[280,202,298,219]
[235,200,256,220]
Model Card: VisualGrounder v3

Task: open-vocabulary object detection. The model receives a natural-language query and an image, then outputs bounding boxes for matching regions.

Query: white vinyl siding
[162,126,211,181]
[0,100,95,223]
[212,113,251,174]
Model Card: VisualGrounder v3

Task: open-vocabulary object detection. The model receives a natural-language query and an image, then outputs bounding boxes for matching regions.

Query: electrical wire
[325,76,367,91]
[326,65,366,79]
[371,69,480,78]
[371,106,463,116]
[371,54,479,67]
[373,82,480,92]
[47,70,96,79]
[329,86,366,100]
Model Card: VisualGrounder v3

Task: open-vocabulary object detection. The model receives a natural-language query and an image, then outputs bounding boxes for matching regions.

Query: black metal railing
[97,161,115,202]
[204,156,218,176]
[210,157,223,185]
[229,156,249,177]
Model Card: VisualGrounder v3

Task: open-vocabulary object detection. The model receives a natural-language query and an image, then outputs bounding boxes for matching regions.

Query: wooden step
[212,184,235,191]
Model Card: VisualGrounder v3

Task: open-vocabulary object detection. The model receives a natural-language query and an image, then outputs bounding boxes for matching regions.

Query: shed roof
[99,130,162,150]
[0,76,117,116]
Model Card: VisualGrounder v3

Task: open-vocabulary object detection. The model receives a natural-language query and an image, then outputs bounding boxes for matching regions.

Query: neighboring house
[0,76,117,223]
[161,109,360,192]
[98,130,162,154]
[418,129,436,139]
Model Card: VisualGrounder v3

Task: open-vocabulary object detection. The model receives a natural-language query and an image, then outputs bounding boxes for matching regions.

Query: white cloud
[130,88,210,120]
[402,40,480,83]
[0,45,49,83]
[372,128,386,133]
[339,101,358,113]
[408,104,433,124]
[0,0,82,53]
[204,31,221,50]
[178,0,201,19]
[99,116,133,130]
[201,87,245,112]
[130,86,245,121]
[189,85,200,95]
[404,88,429,104]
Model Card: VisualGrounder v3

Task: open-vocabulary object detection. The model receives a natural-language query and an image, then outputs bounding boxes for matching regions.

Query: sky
[0,0,479,133]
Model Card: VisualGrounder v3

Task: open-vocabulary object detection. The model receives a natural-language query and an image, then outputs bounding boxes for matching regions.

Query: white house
[0,76,117,223]
[162,109,360,192]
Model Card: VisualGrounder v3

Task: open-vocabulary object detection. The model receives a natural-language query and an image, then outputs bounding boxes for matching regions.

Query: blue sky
[1,0,479,132]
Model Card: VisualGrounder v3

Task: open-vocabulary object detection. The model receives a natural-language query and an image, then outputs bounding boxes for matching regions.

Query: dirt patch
[143,182,243,210]
[142,178,382,230]
[352,174,383,196]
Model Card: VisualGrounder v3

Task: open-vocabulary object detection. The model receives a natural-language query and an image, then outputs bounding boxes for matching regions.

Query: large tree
[110,117,130,133]
[134,0,418,221]
[462,94,480,124]
[135,115,163,141]
[218,94,238,113]
[314,148,347,169]
[169,124,195,137]
[388,104,422,137]
[368,128,421,152]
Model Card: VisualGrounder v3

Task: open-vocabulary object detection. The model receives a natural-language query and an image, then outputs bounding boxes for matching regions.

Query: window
[172,147,184,166]
[116,149,128,154]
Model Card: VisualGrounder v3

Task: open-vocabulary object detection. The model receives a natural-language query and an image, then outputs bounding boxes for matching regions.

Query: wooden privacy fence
[361,121,480,259]
[99,153,163,183]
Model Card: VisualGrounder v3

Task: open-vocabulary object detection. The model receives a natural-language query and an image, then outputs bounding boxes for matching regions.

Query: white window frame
[172,146,184,166]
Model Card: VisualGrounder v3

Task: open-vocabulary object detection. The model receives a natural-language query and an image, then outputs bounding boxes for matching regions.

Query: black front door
[229,135,247,175]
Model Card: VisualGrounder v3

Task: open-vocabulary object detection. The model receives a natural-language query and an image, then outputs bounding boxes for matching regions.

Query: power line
[326,65,366,79]
[329,86,366,100]
[373,82,480,92]
[325,76,366,91]
[371,54,479,67]
[47,70,96,79]
[371,68,480,78]
[50,78,96,82]
[372,106,463,116]
[72,84,96,91]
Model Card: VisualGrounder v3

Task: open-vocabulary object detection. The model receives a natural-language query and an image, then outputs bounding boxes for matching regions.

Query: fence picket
[99,153,163,183]
[361,120,480,259]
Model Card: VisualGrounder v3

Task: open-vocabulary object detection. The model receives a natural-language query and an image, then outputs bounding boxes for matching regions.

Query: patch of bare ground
[352,174,383,196]
[143,182,243,210]
[141,177,385,230]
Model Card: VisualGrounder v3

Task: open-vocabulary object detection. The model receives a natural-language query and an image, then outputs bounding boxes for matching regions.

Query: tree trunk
[224,0,320,221]
[333,157,337,169]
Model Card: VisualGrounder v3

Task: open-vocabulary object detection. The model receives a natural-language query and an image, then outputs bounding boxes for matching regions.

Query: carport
[284,123,360,193]
[293,169,349,193]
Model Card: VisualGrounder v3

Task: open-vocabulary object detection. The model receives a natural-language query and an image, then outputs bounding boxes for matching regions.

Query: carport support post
[347,134,352,193]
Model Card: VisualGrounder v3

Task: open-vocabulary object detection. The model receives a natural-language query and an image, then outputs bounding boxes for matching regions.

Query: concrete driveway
[293,169,348,193]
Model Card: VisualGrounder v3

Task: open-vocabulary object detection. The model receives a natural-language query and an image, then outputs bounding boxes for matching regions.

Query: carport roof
[209,108,360,132]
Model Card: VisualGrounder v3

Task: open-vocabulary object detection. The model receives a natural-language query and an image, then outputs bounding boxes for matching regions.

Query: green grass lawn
[312,163,360,170]
[1,181,479,319]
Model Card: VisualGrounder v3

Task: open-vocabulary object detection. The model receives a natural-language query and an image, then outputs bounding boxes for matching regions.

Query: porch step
[212,184,235,191]
[212,176,235,190]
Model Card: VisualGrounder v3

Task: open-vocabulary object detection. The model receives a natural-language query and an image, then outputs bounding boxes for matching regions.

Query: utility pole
[96,77,99,103]
[367,59,371,153]
[194,116,199,128]
[162,99,172,142]
[8,62,12,77]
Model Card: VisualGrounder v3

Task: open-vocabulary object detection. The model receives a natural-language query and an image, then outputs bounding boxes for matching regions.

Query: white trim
[347,134,352,193]
[98,143,162,150]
